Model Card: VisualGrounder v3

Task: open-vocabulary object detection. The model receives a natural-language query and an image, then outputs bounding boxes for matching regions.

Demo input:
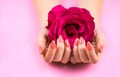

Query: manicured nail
[80,37,83,44]
[50,41,56,49]
[87,42,92,50]
[59,35,63,42]
[65,39,70,47]
[75,38,79,46]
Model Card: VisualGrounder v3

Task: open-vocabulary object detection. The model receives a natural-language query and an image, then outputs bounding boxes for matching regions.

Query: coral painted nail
[50,41,56,49]
[65,39,70,47]
[80,37,83,44]
[87,42,92,50]
[75,38,78,46]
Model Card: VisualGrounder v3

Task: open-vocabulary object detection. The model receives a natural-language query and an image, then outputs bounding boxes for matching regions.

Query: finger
[78,37,90,63]
[86,42,101,64]
[61,39,71,64]
[44,41,57,63]
[38,33,46,55]
[73,38,81,63]
[70,54,77,64]
[53,35,65,62]
[96,32,104,52]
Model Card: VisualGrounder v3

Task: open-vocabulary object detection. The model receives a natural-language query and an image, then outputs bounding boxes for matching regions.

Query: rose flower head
[46,5,95,48]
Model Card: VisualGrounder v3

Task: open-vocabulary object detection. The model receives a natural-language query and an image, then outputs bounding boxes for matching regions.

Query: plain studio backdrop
[0,0,120,77]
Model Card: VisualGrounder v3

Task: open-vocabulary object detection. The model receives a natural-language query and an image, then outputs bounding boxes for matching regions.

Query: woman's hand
[38,31,104,64]
[38,33,71,64]
[70,31,104,64]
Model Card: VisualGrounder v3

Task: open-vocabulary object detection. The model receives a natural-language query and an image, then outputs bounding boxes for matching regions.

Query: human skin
[78,0,103,31]
[70,0,104,64]
[33,0,104,64]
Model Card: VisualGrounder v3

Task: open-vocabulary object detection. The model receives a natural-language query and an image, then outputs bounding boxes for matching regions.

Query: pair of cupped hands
[38,30,104,64]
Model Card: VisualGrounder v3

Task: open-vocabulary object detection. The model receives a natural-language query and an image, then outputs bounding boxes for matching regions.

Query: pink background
[0,0,120,77]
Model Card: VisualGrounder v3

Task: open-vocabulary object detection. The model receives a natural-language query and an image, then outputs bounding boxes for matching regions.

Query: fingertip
[50,40,56,49]
[87,42,92,50]
[74,38,79,46]
[79,37,85,47]
[80,37,85,43]
[65,39,70,47]
[57,35,64,43]
[98,45,104,53]
[39,46,44,54]
[79,37,82,44]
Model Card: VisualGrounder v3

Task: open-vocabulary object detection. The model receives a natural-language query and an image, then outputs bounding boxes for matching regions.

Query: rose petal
[47,5,66,29]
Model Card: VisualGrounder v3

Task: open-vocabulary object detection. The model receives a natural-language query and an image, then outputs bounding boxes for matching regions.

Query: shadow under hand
[49,62,92,73]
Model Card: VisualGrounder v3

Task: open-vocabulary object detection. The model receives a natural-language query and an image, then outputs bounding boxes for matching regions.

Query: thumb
[96,32,104,52]
[38,33,46,55]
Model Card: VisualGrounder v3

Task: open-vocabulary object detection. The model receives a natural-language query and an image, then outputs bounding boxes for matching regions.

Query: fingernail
[80,37,83,44]
[59,35,63,42]
[75,38,78,46]
[65,39,70,47]
[50,41,56,49]
[87,42,92,50]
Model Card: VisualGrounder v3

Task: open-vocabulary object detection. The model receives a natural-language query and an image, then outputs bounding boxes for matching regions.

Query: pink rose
[46,5,95,48]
